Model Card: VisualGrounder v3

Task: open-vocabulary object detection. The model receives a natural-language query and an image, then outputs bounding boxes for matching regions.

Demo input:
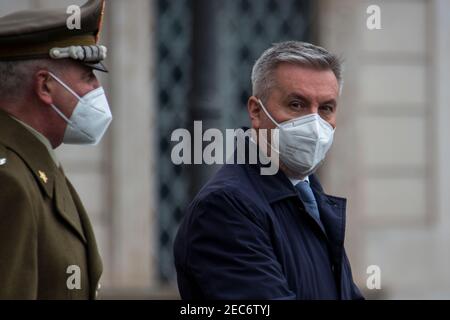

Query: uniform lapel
[65,178,103,299]
[0,110,56,198]
[54,167,87,244]
[0,110,89,244]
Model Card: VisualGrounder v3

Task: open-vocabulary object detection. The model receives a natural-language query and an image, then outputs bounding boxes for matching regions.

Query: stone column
[106,0,156,291]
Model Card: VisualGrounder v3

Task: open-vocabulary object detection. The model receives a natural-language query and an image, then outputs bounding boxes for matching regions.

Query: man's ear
[247,96,262,129]
[34,70,54,106]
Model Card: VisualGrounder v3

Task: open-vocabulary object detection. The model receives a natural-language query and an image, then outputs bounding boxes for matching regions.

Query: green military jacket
[0,109,102,299]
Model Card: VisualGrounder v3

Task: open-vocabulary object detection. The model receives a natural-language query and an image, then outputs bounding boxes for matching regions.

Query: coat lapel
[309,174,348,298]
[309,174,346,267]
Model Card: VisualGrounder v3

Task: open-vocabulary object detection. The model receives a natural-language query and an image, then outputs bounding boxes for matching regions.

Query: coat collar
[0,109,57,198]
[0,110,91,243]
[244,133,347,255]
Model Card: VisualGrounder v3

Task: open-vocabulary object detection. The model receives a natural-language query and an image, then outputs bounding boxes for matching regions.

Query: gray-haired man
[174,41,364,300]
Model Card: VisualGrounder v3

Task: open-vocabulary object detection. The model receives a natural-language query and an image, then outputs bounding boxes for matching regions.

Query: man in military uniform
[0,0,110,299]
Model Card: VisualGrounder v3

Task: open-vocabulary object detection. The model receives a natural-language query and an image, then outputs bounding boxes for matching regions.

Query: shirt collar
[288,176,309,186]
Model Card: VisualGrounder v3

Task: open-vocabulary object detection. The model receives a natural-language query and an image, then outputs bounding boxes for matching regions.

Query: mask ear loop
[48,71,82,100]
[255,99,281,155]
[50,103,73,125]
[48,72,94,139]
[50,102,95,141]
[49,71,106,114]
[47,71,78,128]
[257,99,281,128]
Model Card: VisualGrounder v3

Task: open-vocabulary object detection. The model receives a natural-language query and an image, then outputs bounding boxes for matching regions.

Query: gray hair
[251,41,343,102]
[0,59,62,101]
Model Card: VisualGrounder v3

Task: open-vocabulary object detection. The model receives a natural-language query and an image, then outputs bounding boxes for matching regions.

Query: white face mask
[48,72,112,145]
[257,99,334,178]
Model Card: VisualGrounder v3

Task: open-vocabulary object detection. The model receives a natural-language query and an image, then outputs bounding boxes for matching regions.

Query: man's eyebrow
[284,93,337,107]
[285,92,310,102]
[321,99,337,106]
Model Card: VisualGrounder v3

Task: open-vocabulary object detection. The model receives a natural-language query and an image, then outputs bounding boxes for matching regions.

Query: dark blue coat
[174,143,364,300]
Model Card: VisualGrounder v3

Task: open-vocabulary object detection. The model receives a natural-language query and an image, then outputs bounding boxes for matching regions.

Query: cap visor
[83,61,108,72]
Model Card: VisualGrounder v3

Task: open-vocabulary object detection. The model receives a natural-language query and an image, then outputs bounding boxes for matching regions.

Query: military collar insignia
[38,170,48,184]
